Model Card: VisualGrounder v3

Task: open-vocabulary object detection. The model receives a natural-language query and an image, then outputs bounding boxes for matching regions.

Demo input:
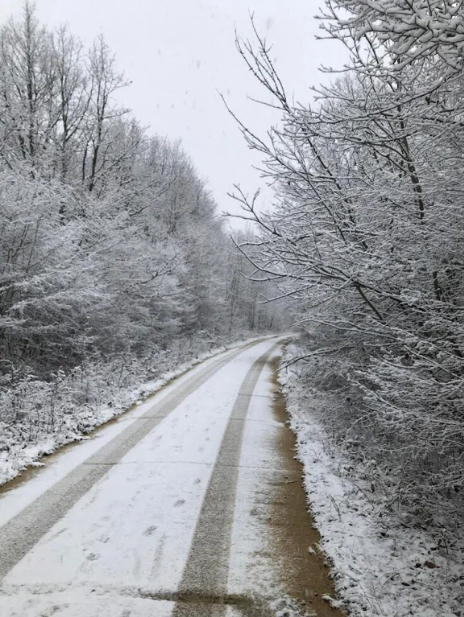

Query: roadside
[278,345,464,617]
[267,356,343,617]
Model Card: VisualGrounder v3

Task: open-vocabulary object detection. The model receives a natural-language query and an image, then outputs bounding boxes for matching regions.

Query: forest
[2,0,464,527]
[1,1,464,614]
[1,0,464,530]
[0,4,283,478]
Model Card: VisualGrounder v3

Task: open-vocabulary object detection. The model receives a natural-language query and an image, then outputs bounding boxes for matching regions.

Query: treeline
[0,4,283,472]
[236,1,464,518]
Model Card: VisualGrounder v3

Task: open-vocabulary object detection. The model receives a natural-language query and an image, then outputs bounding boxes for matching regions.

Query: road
[0,338,341,617]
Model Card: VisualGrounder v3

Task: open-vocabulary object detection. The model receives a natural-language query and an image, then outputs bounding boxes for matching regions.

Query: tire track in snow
[172,344,279,617]
[0,340,263,582]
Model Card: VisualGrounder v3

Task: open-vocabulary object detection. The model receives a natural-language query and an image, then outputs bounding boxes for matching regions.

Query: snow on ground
[0,339,289,617]
[0,336,269,489]
[279,354,464,617]
[0,591,176,617]
[0,342,254,528]
[6,335,463,616]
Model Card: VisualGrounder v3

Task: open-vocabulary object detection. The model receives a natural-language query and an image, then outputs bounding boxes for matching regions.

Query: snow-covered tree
[232,10,464,511]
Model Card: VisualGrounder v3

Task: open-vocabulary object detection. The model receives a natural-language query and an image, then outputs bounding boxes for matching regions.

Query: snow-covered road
[0,337,334,617]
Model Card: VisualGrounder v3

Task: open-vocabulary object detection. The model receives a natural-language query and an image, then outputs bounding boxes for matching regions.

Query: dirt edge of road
[268,355,346,617]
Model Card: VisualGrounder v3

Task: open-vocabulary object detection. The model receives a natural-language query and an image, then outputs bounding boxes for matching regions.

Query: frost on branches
[232,7,464,527]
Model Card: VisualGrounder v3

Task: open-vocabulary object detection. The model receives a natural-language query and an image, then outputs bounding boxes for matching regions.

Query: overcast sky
[0,0,346,225]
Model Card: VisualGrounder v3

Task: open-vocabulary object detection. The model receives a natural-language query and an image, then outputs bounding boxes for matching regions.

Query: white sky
[0,0,346,226]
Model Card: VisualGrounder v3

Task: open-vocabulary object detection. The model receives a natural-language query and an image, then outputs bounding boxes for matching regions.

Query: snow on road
[0,337,316,617]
